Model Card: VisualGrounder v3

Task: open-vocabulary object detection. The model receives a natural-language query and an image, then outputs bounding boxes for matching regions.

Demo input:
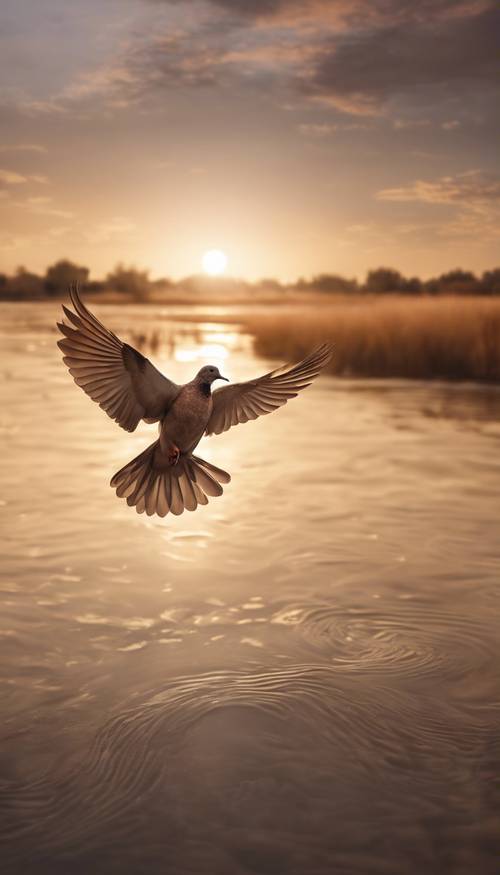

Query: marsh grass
[245,296,500,382]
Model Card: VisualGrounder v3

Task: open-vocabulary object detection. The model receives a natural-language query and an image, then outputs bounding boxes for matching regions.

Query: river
[1,301,499,874]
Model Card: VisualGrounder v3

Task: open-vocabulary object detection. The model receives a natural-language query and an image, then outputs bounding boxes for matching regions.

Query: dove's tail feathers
[110,440,231,517]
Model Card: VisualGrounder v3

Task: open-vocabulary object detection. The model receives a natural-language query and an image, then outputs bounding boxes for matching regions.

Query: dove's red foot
[167,444,180,466]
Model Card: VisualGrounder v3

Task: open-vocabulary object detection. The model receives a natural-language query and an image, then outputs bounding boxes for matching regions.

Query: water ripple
[1,663,498,873]
[271,599,497,681]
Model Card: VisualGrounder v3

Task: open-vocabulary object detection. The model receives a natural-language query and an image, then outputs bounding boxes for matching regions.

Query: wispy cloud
[166,0,492,28]
[12,196,74,219]
[0,231,30,252]
[393,119,431,130]
[377,171,500,206]
[298,121,368,136]
[24,0,496,120]
[0,169,49,185]
[298,4,498,115]
[0,143,47,154]
[377,170,500,244]
[0,169,28,184]
[84,216,136,244]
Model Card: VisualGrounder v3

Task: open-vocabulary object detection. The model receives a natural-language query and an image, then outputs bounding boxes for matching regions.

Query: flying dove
[57,288,332,517]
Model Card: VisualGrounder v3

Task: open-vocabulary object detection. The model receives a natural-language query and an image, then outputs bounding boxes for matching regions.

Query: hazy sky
[0,0,498,281]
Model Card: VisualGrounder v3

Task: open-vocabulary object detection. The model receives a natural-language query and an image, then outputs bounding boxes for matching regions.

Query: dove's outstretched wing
[205,343,332,436]
[57,287,180,432]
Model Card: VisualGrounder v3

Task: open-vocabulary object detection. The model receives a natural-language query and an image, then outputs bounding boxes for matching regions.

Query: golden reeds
[245,296,500,382]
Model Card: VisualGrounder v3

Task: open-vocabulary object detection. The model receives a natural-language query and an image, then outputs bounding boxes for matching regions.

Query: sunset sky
[0,0,498,281]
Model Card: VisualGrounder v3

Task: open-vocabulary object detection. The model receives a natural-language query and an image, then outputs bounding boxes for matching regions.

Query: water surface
[1,302,499,874]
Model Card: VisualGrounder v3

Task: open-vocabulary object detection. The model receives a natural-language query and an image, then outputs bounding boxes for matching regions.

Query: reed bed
[245,296,500,382]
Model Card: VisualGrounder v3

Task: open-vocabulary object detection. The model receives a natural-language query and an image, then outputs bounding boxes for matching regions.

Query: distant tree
[86,279,105,294]
[7,266,45,299]
[424,277,440,295]
[45,259,89,296]
[364,268,404,293]
[312,273,358,293]
[151,277,174,292]
[480,269,500,295]
[435,269,480,295]
[296,273,358,293]
[258,278,283,292]
[400,276,422,294]
[105,263,151,299]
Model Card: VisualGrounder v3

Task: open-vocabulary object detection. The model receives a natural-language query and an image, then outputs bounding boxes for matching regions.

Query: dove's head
[195,365,229,386]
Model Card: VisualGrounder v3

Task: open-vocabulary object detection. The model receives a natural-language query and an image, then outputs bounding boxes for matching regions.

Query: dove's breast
[160,382,213,454]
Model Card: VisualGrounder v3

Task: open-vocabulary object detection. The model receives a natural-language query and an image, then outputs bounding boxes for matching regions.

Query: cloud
[298,121,368,136]
[84,216,137,244]
[299,4,499,115]
[377,170,500,244]
[393,119,431,130]
[12,196,74,219]
[11,0,495,123]
[137,1,498,120]
[19,99,68,116]
[29,174,49,185]
[167,0,490,27]
[0,231,30,252]
[377,170,500,206]
[196,0,285,16]
[0,143,47,153]
[47,226,71,238]
[442,208,500,242]
[0,169,27,184]
[0,169,49,185]
[61,65,138,102]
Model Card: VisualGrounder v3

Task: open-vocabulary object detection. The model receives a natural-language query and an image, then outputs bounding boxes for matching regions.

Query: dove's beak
[219,375,229,382]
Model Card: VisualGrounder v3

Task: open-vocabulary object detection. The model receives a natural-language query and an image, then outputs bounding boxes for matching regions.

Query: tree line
[0,259,499,300]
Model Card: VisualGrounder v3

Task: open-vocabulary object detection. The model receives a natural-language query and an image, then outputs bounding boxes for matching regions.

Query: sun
[202,249,228,276]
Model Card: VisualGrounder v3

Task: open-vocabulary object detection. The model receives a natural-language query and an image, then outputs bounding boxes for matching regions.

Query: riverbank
[4,293,500,382]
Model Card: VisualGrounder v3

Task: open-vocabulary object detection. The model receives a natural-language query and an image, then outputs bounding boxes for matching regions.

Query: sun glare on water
[202,249,228,276]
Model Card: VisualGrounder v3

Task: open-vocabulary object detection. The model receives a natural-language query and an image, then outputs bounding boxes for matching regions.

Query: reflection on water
[1,302,499,875]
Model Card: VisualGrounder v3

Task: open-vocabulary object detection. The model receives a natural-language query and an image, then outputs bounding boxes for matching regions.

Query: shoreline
[2,295,500,384]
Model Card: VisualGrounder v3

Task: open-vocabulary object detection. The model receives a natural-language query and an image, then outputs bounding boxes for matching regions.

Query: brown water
[1,302,500,875]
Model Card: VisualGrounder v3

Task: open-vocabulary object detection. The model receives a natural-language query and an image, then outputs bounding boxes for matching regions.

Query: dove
[57,288,332,517]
